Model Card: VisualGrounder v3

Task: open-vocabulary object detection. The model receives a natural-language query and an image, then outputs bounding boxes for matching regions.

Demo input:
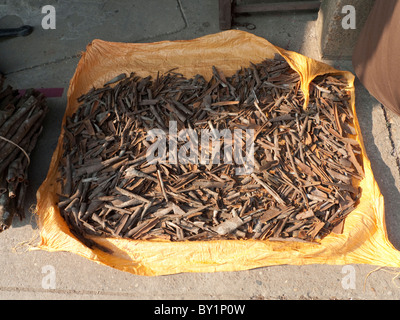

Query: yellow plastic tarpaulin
[36,30,400,276]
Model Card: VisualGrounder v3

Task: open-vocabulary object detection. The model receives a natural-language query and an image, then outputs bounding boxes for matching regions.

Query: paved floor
[1,0,400,300]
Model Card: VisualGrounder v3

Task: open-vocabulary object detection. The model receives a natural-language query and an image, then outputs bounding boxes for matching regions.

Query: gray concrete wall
[316,0,375,60]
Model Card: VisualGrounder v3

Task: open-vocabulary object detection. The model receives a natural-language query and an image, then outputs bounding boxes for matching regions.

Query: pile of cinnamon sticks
[0,75,48,232]
[57,55,363,246]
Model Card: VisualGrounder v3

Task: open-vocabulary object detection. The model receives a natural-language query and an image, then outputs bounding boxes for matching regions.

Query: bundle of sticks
[0,75,48,232]
[58,55,363,246]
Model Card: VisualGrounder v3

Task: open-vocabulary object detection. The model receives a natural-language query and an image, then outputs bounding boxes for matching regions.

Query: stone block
[316,0,375,59]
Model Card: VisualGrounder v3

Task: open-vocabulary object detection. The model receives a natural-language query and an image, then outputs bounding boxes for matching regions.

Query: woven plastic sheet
[36,31,400,276]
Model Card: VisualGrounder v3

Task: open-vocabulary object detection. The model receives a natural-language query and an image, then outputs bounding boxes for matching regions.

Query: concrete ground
[1,0,400,300]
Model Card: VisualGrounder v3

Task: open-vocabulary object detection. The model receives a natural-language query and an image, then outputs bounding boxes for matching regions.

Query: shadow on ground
[354,78,400,250]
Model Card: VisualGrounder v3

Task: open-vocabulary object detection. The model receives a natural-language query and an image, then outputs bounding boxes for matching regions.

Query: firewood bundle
[57,55,363,246]
[0,75,48,232]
